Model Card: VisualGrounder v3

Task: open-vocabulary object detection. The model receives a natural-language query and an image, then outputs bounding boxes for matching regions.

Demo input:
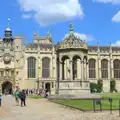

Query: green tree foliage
[110,79,117,93]
[97,79,103,93]
[90,82,98,93]
[90,79,103,93]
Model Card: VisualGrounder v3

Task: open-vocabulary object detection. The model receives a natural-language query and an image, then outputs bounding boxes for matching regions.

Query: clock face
[3,54,11,64]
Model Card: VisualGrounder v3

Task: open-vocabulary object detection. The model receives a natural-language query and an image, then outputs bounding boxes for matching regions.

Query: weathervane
[8,18,11,27]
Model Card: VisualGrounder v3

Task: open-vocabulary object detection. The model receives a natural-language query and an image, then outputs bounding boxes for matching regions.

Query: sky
[0,0,120,46]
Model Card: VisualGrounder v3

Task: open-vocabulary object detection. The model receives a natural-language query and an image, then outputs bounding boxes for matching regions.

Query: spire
[47,29,52,38]
[3,18,13,43]
[6,18,11,31]
[33,28,37,37]
[70,23,74,34]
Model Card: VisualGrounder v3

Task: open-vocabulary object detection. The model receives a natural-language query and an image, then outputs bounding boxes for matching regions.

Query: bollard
[119,100,120,117]
[93,100,96,112]
[100,100,102,112]
[109,98,112,114]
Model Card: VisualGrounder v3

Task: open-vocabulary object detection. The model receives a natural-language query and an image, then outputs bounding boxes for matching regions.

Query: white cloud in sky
[22,14,32,19]
[94,0,120,4]
[112,40,120,46]
[18,0,84,26]
[74,33,95,42]
[94,0,120,23]
[112,11,120,23]
[64,32,94,42]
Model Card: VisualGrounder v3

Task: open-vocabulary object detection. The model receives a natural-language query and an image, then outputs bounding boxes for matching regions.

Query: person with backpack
[13,89,20,106]
[19,90,26,107]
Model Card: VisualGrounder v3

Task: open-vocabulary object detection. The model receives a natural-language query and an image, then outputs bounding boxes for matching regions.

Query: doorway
[2,81,12,94]
[45,83,51,93]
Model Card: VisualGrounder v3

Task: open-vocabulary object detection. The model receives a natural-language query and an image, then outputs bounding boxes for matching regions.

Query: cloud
[94,0,120,4]
[112,40,120,46]
[64,32,95,42]
[112,11,120,23]
[22,14,32,19]
[18,0,84,26]
[74,33,95,42]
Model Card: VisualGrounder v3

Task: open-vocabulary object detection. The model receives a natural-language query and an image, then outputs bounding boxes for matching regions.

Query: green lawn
[28,95,44,99]
[51,93,120,111]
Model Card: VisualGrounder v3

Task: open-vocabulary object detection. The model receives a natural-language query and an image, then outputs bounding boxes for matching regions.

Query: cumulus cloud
[112,11,120,23]
[112,40,120,46]
[64,32,94,42]
[18,0,84,26]
[94,0,120,4]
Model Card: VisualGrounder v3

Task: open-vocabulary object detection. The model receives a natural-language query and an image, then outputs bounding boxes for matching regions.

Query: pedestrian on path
[13,89,20,106]
[19,90,26,107]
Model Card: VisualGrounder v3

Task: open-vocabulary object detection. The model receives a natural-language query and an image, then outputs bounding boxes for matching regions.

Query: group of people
[13,89,26,107]
[24,89,50,97]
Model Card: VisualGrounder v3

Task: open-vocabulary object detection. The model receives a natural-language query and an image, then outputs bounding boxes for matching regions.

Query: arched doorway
[45,83,50,93]
[2,81,13,94]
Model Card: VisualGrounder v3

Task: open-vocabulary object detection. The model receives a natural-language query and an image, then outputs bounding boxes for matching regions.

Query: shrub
[110,79,117,93]
[90,82,98,93]
[97,79,103,93]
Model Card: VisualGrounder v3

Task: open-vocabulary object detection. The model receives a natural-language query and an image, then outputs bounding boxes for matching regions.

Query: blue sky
[0,0,120,46]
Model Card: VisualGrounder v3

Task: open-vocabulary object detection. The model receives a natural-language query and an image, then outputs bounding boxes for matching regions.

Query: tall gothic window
[89,59,96,78]
[28,57,36,78]
[42,57,50,78]
[114,59,120,78]
[101,59,108,78]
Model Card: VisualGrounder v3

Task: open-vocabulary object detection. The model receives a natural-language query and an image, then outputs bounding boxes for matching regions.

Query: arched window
[89,59,96,78]
[101,59,108,78]
[28,57,36,78]
[42,57,50,78]
[114,59,120,78]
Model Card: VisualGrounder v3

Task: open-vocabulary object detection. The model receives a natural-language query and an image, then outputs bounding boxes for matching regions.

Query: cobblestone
[0,95,120,120]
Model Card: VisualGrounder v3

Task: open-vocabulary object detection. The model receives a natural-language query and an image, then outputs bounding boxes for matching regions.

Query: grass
[51,93,120,111]
[28,95,44,99]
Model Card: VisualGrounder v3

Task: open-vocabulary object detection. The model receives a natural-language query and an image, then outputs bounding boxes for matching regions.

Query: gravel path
[0,95,120,120]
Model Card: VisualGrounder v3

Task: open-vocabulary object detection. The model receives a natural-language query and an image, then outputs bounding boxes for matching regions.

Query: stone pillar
[81,60,84,81]
[111,59,114,79]
[70,59,73,81]
[59,60,63,81]
[98,58,101,79]
[86,62,88,81]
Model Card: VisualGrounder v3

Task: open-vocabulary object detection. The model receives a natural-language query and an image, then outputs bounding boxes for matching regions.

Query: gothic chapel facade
[0,23,120,95]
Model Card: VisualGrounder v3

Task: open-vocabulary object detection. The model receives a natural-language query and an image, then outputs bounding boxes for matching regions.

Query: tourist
[0,94,2,106]
[19,90,26,107]
[13,89,20,106]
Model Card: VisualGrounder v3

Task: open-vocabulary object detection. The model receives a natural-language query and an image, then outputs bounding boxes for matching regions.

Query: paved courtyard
[0,95,120,120]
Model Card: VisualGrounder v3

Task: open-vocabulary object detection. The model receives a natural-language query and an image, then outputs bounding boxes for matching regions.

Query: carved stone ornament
[3,53,11,64]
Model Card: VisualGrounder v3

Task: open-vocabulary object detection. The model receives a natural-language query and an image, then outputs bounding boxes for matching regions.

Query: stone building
[0,23,120,95]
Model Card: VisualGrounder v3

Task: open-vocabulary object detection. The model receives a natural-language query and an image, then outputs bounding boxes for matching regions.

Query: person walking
[19,90,26,107]
[13,89,20,106]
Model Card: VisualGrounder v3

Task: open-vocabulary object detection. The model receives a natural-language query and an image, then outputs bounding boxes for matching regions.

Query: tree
[110,79,117,93]
[97,79,103,93]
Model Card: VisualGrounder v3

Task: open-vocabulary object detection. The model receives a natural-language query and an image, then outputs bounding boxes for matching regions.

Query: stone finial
[110,42,112,53]
[70,23,74,34]
[97,42,100,53]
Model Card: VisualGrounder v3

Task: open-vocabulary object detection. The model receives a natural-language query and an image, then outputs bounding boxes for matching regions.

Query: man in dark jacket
[19,90,26,107]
